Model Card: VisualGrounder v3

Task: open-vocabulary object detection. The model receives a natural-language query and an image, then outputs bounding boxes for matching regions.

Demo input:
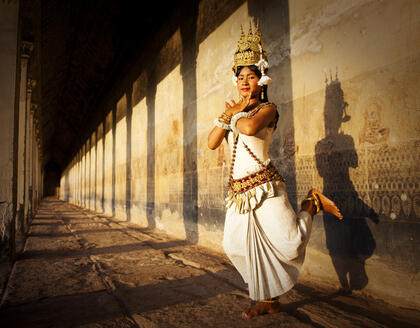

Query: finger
[244,93,251,106]
[225,101,232,109]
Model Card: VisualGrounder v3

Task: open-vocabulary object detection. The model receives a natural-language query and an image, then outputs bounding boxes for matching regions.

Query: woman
[207,24,342,318]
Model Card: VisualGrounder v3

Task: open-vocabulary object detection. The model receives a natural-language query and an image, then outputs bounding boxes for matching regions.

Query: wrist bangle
[230,112,251,133]
[219,112,232,123]
[214,118,231,130]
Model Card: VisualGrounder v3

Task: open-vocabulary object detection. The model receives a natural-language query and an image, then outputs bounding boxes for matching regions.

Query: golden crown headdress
[232,22,271,86]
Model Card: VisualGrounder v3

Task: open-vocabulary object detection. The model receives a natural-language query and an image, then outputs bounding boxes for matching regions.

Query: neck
[249,98,260,106]
[244,101,260,112]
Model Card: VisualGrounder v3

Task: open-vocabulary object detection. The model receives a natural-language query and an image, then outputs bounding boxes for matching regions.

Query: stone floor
[1,199,419,328]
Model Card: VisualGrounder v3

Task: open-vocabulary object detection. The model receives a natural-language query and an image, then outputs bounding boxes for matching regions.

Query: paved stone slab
[2,257,106,306]
[1,199,419,328]
[0,291,136,328]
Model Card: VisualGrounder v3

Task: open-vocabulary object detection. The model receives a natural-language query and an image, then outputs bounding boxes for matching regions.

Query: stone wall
[60,0,420,307]
[0,1,19,257]
[1,0,44,259]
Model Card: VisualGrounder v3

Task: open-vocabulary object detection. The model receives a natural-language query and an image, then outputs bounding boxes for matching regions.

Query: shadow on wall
[315,75,379,291]
[146,78,157,230]
[180,2,199,244]
[248,0,298,210]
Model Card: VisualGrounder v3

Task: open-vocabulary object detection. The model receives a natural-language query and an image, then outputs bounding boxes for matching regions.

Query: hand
[224,92,251,116]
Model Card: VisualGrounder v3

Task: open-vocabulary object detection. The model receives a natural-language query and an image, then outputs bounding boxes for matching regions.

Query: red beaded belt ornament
[228,134,285,195]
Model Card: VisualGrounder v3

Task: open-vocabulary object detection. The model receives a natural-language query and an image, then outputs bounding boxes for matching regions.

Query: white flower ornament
[232,75,238,86]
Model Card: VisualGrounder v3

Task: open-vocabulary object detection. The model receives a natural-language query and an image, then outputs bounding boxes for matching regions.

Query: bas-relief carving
[359,102,390,145]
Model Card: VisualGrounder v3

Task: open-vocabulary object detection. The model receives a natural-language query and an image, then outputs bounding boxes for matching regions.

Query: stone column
[35,122,41,206]
[33,115,38,209]
[16,41,33,235]
[24,79,36,231]
[29,103,38,217]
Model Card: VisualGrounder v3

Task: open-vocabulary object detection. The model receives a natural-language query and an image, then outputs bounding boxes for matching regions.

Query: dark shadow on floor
[0,290,135,328]
[286,284,418,328]
[18,239,190,261]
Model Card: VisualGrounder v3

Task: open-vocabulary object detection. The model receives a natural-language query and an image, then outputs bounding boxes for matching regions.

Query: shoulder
[250,102,277,117]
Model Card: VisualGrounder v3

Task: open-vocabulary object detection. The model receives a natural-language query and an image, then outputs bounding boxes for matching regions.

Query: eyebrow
[238,72,256,77]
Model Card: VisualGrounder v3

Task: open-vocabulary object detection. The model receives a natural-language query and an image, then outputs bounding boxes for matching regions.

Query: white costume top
[223,125,312,301]
[229,126,272,179]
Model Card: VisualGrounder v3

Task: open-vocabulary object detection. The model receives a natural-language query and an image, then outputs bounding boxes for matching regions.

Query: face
[237,66,261,99]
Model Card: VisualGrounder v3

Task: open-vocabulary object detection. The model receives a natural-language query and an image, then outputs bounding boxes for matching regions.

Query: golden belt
[228,162,285,195]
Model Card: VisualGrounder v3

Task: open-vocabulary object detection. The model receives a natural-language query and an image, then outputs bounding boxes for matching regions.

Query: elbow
[207,137,218,150]
[208,143,217,150]
[240,124,257,136]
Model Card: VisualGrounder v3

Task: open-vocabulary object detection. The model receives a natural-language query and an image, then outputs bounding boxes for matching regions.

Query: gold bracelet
[218,118,230,124]
[218,112,232,124]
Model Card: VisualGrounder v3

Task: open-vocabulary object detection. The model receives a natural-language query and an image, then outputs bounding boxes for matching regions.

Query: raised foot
[241,301,281,319]
[310,189,343,220]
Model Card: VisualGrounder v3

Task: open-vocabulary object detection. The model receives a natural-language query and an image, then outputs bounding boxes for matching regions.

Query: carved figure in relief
[207,23,342,319]
[315,75,379,292]
[359,102,390,145]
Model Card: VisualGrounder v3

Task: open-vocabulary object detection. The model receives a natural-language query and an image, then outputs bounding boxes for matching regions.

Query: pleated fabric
[223,182,312,300]
[223,126,312,301]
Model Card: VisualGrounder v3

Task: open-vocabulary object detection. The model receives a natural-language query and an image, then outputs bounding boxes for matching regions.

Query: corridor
[0,199,418,327]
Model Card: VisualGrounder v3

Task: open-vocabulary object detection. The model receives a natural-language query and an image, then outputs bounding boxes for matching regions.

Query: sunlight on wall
[104,110,113,215]
[77,152,81,206]
[115,96,127,220]
[96,124,104,212]
[154,64,184,238]
[89,132,96,211]
[288,0,420,155]
[130,97,148,226]
[86,139,92,210]
[82,144,87,207]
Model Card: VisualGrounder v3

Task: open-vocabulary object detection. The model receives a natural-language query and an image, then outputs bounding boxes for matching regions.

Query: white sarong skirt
[223,181,312,301]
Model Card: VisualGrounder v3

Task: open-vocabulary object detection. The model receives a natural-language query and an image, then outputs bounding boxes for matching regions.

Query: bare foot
[241,301,281,319]
[310,189,343,220]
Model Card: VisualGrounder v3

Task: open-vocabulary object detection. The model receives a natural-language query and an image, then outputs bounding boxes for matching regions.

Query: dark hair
[235,65,268,103]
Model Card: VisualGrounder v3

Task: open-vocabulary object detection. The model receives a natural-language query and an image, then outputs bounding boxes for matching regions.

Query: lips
[241,88,250,91]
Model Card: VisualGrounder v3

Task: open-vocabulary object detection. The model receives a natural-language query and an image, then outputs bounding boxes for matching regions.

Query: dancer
[207,23,343,318]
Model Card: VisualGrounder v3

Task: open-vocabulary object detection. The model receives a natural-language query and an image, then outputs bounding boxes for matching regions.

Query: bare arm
[235,104,277,136]
[207,126,228,150]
